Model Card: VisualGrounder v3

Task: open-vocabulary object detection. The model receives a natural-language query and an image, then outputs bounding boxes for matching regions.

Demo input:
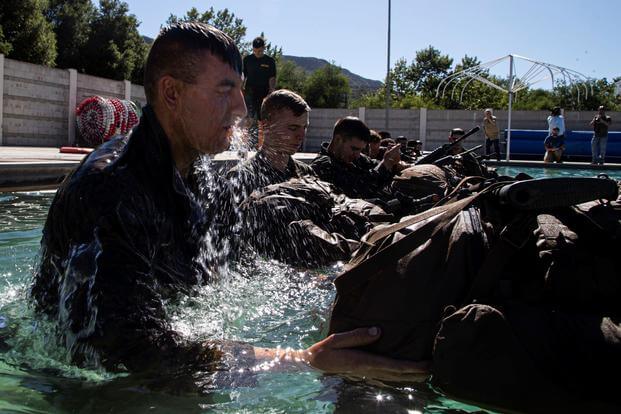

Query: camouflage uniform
[310,143,395,202]
[226,152,314,201]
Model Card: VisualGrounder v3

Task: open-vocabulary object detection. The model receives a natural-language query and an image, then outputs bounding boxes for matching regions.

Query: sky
[123,0,620,86]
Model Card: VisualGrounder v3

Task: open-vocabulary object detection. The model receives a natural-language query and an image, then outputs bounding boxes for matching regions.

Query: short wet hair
[333,117,371,142]
[378,131,392,139]
[369,130,382,143]
[261,89,310,121]
[143,22,242,104]
[252,36,265,48]
[380,138,396,147]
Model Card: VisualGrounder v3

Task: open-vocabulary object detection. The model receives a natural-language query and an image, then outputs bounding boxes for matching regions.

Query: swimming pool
[0,192,489,413]
[495,165,621,180]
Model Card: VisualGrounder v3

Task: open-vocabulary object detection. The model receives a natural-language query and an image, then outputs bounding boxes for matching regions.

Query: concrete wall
[0,54,146,147]
[1,55,619,150]
[2,58,69,146]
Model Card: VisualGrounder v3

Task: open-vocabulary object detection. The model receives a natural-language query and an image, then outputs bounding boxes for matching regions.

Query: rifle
[433,144,483,167]
[415,126,480,165]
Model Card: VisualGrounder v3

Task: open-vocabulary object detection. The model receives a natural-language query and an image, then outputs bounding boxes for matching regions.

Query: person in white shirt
[547,107,565,138]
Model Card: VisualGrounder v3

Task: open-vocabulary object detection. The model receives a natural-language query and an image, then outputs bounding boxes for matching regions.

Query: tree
[304,64,349,108]
[276,60,307,95]
[554,78,620,111]
[410,46,453,99]
[0,25,12,55]
[389,58,415,98]
[82,0,147,82]
[0,0,57,66]
[46,0,96,72]
[167,7,249,52]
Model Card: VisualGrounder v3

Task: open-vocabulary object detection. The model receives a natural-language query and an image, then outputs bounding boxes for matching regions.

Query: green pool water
[495,165,621,181]
[0,191,491,413]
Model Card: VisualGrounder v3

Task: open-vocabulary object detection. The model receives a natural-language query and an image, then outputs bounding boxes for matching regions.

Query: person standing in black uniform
[242,36,276,120]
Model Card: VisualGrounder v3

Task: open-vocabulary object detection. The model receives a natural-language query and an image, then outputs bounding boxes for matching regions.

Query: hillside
[282,55,383,96]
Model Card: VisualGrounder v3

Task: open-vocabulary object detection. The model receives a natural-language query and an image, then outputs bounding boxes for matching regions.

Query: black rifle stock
[433,144,483,166]
[415,126,481,165]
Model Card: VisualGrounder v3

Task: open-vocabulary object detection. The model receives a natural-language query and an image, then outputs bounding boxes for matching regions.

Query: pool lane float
[59,147,94,154]
[75,96,140,146]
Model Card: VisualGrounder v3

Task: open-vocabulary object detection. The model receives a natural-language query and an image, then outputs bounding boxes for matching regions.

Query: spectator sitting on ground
[310,117,402,201]
[543,127,565,163]
[227,89,313,199]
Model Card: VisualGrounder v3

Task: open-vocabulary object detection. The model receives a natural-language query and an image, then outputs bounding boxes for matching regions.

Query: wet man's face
[332,136,367,164]
[177,53,246,155]
[263,108,309,156]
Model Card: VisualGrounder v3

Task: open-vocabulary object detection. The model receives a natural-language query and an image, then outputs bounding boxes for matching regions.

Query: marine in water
[30,22,428,383]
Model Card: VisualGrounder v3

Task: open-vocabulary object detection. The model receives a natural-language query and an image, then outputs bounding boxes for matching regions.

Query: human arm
[251,327,430,382]
[268,57,277,93]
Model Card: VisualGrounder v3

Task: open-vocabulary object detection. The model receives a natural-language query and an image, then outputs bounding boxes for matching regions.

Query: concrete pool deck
[1,146,620,192]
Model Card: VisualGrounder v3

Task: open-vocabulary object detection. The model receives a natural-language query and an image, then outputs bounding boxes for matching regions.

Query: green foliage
[512,88,556,110]
[82,0,147,83]
[304,64,349,108]
[351,87,439,109]
[388,58,414,98]
[360,45,619,111]
[0,25,12,55]
[167,7,249,52]
[276,59,307,95]
[0,0,57,66]
[47,0,96,71]
[554,78,620,111]
[409,46,453,99]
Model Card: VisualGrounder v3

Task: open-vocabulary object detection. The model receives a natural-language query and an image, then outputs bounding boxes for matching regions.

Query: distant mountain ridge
[282,55,383,95]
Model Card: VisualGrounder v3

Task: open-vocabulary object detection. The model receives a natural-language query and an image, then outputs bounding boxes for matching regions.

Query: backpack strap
[336,184,504,291]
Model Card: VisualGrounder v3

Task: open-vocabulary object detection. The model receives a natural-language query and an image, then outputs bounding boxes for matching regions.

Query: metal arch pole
[385,0,391,130]
[506,54,514,161]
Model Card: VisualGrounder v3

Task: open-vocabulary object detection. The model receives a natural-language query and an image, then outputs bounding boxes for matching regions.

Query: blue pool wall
[505,129,621,162]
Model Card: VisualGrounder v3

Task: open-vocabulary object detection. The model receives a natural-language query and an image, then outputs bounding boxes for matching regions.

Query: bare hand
[301,327,430,382]
[382,145,402,171]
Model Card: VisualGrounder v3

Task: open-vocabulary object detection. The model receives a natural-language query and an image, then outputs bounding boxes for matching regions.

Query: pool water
[495,165,621,181]
[0,192,489,413]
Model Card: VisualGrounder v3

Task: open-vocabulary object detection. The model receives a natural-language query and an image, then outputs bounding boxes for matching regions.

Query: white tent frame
[436,54,592,160]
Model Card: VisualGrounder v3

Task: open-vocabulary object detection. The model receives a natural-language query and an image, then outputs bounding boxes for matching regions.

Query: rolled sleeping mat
[495,177,619,210]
